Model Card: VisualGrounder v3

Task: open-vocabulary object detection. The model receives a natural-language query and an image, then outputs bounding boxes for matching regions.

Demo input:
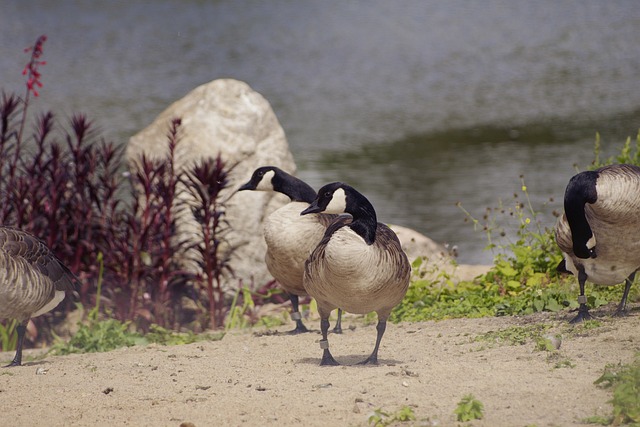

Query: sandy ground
[1,304,638,427]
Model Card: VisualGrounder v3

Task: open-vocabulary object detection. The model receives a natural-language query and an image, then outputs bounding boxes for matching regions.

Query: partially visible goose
[301,182,411,365]
[238,166,344,334]
[0,227,78,366]
[555,164,640,323]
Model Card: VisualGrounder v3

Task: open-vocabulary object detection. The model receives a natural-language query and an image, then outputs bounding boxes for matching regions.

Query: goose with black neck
[301,182,411,366]
[556,163,640,323]
[238,166,344,334]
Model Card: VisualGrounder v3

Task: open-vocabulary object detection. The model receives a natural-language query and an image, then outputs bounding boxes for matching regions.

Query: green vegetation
[475,324,553,347]
[598,356,640,423]
[0,319,18,356]
[51,311,224,356]
[225,287,287,331]
[592,131,640,169]
[475,323,577,369]
[50,254,223,356]
[142,325,224,346]
[51,308,136,355]
[591,354,640,426]
[368,406,416,426]
[392,131,640,324]
[454,394,484,422]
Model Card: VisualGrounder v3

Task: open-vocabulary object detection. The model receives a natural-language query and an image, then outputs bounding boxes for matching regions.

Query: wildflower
[22,35,47,97]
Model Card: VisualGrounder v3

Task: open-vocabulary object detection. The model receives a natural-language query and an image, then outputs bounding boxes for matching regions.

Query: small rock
[312,383,332,389]
[544,334,562,350]
[35,367,48,375]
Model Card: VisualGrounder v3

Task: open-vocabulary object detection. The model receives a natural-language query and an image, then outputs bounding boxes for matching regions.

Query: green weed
[454,394,484,422]
[51,308,137,355]
[225,286,287,331]
[141,324,224,346]
[51,254,136,355]
[368,405,416,426]
[0,319,18,353]
[475,324,552,347]
[591,131,640,169]
[581,415,612,426]
[592,355,640,426]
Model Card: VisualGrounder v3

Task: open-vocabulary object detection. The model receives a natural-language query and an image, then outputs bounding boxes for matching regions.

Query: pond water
[2,0,639,263]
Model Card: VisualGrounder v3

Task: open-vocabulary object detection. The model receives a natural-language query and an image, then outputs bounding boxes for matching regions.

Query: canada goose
[301,182,411,365]
[238,166,344,334]
[555,164,640,323]
[0,227,77,366]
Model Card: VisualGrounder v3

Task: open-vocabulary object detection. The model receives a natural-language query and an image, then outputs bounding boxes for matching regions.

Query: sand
[1,305,638,427]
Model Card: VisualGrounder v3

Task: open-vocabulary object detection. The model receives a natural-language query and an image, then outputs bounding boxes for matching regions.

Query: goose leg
[613,272,635,317]
[4,323,26,367]
[571,266,593,323]
[287,294,309,334]
[319,318,339,366]
[359,318,386,365]
[332,309,343,334]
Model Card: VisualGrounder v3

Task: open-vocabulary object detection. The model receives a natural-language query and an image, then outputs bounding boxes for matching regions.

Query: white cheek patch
[586,235,596,250]
[324,188,347,213]
[255,170,276,191]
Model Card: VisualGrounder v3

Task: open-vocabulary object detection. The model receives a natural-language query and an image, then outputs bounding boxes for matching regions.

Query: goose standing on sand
[238,166,344,334]
[0,227,77,366]
[555,164,640,323]
[301,182,411,366]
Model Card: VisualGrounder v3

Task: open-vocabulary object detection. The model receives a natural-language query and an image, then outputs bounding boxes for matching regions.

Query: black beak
[238,181,253,191]
[300,200,322,215]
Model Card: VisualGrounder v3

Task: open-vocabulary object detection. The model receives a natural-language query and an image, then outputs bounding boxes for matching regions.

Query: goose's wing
[554,215,573,255]
[0,228,78,293]
[375,223,411,282]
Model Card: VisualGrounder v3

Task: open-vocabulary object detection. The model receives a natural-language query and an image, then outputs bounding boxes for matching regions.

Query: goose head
[301,182,378,245]
[238,166,279,192]
[300,182,349,215]
[301,181,376,221]
[238,166,318,203]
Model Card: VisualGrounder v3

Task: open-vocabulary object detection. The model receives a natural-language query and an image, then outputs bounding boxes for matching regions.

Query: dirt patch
[1,306,638,426]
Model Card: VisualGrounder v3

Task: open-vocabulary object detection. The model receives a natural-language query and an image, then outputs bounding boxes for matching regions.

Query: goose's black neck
[564,170,598,259]
[345,188,378,245]
[273,173,317,203]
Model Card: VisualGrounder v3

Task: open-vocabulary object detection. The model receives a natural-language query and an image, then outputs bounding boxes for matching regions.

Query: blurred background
[1,1,639,264]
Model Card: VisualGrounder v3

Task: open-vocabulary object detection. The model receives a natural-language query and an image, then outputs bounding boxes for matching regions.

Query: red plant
[183,155,234,329]
[22,35,47,97]
[1,36,242,354]
[18,35,47,144]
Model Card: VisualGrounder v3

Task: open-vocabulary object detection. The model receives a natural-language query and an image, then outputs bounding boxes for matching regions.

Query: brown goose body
[0,227,77,366]
[263,201,337,297]
[238,166,345,334]
[302,182,411,365]
[555,164,640,322]
[304,217,410,316]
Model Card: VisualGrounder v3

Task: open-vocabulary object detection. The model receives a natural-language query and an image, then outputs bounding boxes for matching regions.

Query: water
[1,0,639,264]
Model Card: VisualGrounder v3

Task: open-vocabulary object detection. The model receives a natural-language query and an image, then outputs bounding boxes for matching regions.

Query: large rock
[390,224,491,283]
[127,78,294,291]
